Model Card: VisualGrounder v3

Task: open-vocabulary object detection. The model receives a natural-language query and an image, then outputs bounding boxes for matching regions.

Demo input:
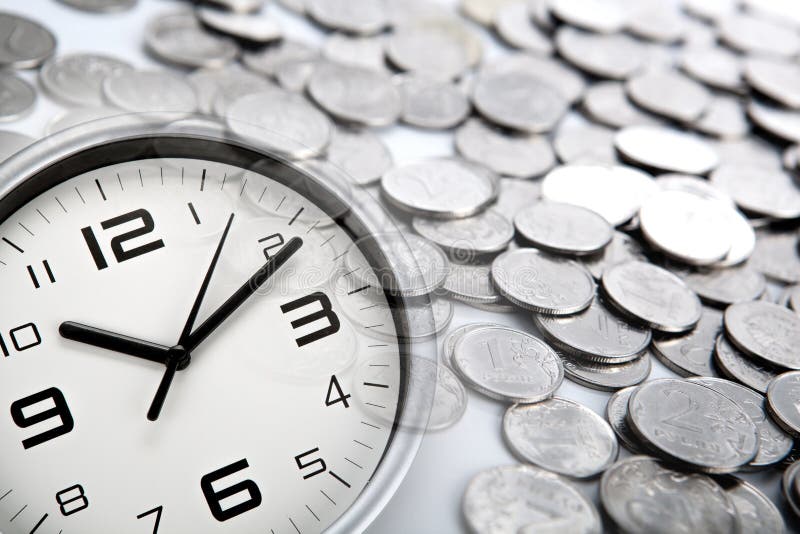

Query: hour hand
[60,321,172,366]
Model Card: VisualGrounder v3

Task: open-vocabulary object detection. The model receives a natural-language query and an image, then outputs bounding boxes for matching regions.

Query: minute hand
[184,236,303,353]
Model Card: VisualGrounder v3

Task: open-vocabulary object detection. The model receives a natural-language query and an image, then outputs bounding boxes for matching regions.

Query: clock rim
[0,113,435,533]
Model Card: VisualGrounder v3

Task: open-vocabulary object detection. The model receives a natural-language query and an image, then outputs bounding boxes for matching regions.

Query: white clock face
[0,143,404,534]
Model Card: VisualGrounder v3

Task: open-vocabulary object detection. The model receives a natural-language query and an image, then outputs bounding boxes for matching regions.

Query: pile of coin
[3,0,800,531]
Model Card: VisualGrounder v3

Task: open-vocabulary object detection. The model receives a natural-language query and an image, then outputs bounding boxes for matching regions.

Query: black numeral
[259,233,284,259]
[326,375,351,408]
[0,322,41,357]
[201,459,262,522]
[10,387,74,449]
[280,292,341,347]
[56,484,89,516]
[137,505,163,533]
[82,209,165,270]
[295,448,327,480]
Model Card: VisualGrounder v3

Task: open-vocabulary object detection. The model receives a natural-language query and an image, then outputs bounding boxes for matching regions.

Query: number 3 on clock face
[0,128,419,534]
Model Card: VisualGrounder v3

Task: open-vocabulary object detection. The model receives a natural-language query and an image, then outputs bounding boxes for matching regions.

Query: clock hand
[146,237,303,421]
[147,213,234,422]
[59,322,172,367]
[178,213,235,347]
[184,236,304,353]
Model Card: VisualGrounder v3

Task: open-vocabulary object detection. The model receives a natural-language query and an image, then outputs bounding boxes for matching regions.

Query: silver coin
[549,0,630,33]
[325,127,392,186]
[767,371,800,437]
[711,164,800,220]
[581,81,662,129]
[491,248,596,315]
[719,12,800,58]
[58,0,137,12]
[381,158,498,219]
[656,173,734,206]
[39,53,132,108]
[205,0,264,12]
[601,456,741,533]
[715,135,783,170]
[0,12,56,69]
[460,0,516,26]
[355,352,462,430]
[188,65,272,116]
[748,99,800,144]
[626,3,687,43]
[515,201,612,256]
[103,70,197,114]
[413,210,513,259]
[542,164,657,227]
[0,130,34,162]
[615,125,719,175]
[348,232,448,297]
[455,118,555,179]
[556,26,646,80]
[602,260,702,333]
[725,301,800,370]
[503,399,619,479]
[783,459,800,517]
[307,62,400,127]
[399,76,470,130]
[714,335,781,395]
[145,10,238,69]
[493,2,552,55]
[581,230,647,280]
[306,0,387,35]
[628,378,759,472]
[639,190,732,266]
[386,21,471,81]
[605,386,645,453]
[242,39,318,76]
[744,56,800,111]
[626,69,711,123]
[718,477,785,534]
[0,74,35,123]
[226,89,332,159]
[273,58,317,93]
[276,0,305,13]
[682,266,766,307]
[715,208,756,267]
[472,56,569,134]
[789,286,800,314]
[442,321,502,368]
[443,262,513,308]
[680,45,746,94]
[682,0,736,21]
[651,307,722,377]
[322,33,386,72]
[197,7,282,43]
[453,326,563,403]
[535,297,651,363]
[462,465,601,534]
[692,95,749,139]
[560,350,651,391]
[750,230,800,284]
[553,120,617,165]
[406,296,454,340]
[691,377,792,469]
[494,178,541,220]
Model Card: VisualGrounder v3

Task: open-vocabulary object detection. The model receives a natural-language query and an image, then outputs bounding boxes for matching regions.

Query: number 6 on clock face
[0,127,419,534]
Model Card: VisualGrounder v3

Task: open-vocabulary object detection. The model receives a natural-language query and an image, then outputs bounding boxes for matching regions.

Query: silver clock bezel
[0,113,436,534]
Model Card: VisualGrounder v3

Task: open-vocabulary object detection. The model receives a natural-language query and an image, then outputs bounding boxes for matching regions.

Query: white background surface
[5,1,791,532]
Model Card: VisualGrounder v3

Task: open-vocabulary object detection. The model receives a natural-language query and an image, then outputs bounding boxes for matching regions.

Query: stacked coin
[4,0,800,530]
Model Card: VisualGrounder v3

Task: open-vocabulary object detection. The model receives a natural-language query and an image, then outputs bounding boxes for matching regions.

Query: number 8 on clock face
[0,119,422,534]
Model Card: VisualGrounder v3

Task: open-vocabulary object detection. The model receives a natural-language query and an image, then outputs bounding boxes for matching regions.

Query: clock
[0,116,430,534]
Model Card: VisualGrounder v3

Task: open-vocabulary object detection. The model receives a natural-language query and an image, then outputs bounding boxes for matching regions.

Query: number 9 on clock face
[0,120,421,534]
